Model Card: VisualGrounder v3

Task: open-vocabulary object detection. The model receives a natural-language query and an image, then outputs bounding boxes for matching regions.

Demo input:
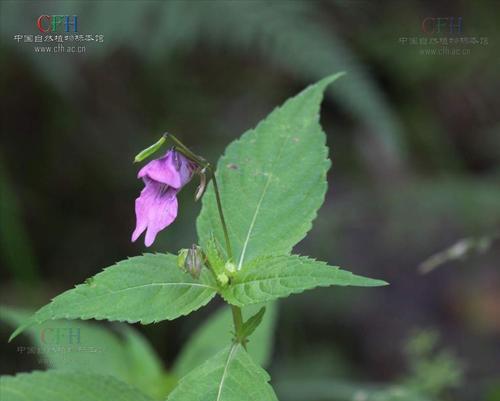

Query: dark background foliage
[1,1,499,400]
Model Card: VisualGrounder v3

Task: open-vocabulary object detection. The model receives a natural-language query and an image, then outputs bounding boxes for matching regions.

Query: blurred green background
[0,1,499,401]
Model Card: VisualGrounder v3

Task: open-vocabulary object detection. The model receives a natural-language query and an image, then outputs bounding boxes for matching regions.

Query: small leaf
[10,254,217,341]
[197,73,344,267]
[0,371,155,401]
[204,234,226,276]
[173,303,277,377]
[221,255,387,306]
[241,307,266,338]
[168,344,278,401]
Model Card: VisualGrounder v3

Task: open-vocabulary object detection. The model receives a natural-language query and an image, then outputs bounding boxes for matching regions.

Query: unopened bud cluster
[178,245,203,279]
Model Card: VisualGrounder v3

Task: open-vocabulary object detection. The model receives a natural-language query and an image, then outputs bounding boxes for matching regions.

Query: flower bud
[225,261,236,274]
[184,244,203,279]
[177,248,189,269]
[216,273,229,287]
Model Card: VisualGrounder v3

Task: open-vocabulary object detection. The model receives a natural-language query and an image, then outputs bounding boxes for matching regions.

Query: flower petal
[138,150,193,189]
[144,191,178,247]
[131,179,179,247]
[131,180,156,243]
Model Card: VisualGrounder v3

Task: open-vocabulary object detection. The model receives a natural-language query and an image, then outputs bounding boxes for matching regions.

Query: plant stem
[209,173,233,261]
[212,173,244,344]
[166,133,244,342]
[231,305,244,333]
[166,133,233,261]
[231,305,245,346]
[166,133,207,165]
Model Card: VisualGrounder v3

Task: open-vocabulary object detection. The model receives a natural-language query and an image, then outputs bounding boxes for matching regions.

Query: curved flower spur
[132,134,208,247]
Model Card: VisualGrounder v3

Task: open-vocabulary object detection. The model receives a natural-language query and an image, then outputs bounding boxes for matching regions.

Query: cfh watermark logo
[397,16,488,57]
[37,15,78,33]
[421,17,463,35]
[13,14,103,54]
[40,327,81,345]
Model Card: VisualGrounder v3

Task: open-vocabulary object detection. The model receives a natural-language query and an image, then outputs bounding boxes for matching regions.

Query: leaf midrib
[37,282,216,316]
[231,271,339,287]
[216,344,239,401]
[237,131,292,269]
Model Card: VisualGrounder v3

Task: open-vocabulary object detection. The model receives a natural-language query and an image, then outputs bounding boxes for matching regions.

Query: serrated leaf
[221,255,388,306]
[173,303,277,377]
[10,254,217,341]
[0,371,155,401]
[197,73,344,268]
[168,344,278,401]
[1,306,170,400]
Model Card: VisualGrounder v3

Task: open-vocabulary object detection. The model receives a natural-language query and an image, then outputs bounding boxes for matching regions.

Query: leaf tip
[321,71,347,87]
[8,327,22,342]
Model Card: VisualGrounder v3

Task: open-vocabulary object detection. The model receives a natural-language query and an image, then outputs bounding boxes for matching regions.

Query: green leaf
[241,307,266,338]
[197,74,343,268]
[120,326,171,400]
[221,255,388,306]
[173,303,277,377]
[1,306,169,400]
[1,307,135,375]
[0,371,155,401]
[10,254,217,341]
[168,344,278,401]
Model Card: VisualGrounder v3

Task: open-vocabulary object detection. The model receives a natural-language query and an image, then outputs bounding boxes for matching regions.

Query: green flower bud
[185,244,203,279]
[225,261,236,274]
[177,248,189,269]
[216,273,229,287]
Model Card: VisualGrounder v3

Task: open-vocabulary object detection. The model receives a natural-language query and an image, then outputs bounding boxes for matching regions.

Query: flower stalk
[164,133,245,342]
[166,133,233,261]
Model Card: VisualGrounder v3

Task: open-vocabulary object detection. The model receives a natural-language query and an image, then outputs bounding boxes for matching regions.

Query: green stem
[231,305,243,333]
[210,173,233,261]
[166,133,244,342]
[166,133,233,261]
[231,305,245,346]
[166,133,207,166]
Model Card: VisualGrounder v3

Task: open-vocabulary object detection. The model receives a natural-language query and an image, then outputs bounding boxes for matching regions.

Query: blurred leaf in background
[0,307,171,400]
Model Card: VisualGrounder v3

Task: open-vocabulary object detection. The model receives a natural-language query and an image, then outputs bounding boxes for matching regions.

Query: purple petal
[131,179,179,247]
[138,150,193,189]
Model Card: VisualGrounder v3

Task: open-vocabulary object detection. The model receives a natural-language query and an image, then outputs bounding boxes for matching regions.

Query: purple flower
[132,149,195,247]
